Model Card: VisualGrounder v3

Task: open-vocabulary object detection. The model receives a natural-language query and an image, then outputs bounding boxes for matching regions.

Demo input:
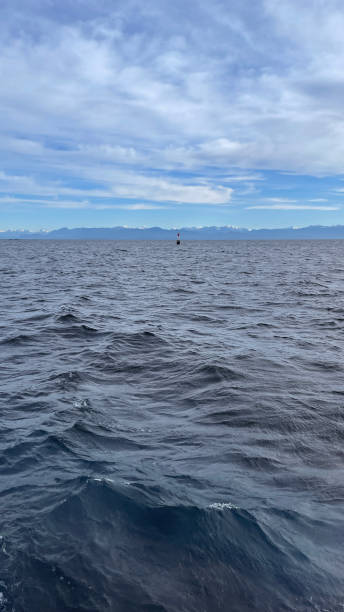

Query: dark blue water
[0,239,343,611]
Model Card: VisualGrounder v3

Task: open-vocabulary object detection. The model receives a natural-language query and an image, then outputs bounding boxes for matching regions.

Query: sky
[1,0,344,230]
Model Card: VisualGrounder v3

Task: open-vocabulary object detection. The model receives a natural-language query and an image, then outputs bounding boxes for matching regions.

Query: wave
[2,240,344,611]
[1,477,343,612]
[0,333,39,345]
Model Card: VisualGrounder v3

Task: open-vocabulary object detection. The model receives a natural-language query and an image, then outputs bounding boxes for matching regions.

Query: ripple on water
[0,240,344,611]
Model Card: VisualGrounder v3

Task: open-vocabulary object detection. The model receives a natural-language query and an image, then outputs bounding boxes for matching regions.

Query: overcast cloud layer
[1,0,344,229]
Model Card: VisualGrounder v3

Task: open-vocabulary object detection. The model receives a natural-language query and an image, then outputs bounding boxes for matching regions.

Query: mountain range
[2,225,344,240]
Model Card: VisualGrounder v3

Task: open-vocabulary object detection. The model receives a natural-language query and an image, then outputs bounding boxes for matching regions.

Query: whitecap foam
[93,477,115,484]
[73,399,89,409]
[208,502,238,511]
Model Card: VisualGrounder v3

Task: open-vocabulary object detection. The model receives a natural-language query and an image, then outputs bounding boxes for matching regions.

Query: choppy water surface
[0,239,343,612]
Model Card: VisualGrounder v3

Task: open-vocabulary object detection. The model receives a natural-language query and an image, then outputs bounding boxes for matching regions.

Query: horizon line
[1,223,344,233]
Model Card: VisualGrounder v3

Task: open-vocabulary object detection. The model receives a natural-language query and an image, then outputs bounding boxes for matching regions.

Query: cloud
[0,170,232,205]
[1,0,344,224]
[0,195,167,210]
[247,205,340,210]
[0,196,90,209]
[223,174,264,182]
[106,176,233,204]
[116,204,167,210]
[264,198,298,203]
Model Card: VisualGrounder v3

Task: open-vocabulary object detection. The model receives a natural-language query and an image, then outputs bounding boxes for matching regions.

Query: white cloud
[0,170,232,205]
[247,205,340,210]
[264,198,298,203]
[0,196,90,209]
[106,176,233,204]
[0,195,167,210]
[116,204,167,210]
[1,0,344,221]
[224,174,264,182]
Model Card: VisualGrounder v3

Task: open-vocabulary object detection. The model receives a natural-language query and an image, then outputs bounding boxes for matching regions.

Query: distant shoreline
[2,225,344,240]
[3,237,344,241]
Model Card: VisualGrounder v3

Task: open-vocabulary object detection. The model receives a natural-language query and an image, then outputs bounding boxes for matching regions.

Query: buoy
[176,232,181,245]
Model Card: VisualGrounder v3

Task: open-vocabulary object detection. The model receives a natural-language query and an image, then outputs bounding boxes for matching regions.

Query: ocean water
[0,239,343,612]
